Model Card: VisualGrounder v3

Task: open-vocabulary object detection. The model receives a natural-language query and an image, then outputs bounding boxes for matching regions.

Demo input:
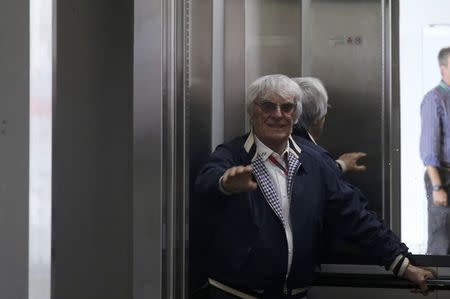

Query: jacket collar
[243,130,302,161]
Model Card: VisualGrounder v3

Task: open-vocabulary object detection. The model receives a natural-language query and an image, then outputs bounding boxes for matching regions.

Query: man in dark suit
[194,74,432,299]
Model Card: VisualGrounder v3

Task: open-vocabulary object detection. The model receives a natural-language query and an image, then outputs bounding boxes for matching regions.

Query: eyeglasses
[255,100,297,114]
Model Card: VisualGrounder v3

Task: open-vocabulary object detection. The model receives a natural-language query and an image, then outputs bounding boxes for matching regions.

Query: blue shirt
[420,81,450,167]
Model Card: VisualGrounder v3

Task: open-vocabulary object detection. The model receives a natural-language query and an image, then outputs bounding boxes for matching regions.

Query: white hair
[291,77,328,131]
[246,74,303,121]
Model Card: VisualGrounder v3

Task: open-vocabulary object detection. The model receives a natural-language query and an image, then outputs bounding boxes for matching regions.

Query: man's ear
[313,116,325,128]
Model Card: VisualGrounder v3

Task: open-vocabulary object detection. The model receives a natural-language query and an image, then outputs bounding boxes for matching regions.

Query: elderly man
[195,74,432,299]
[291,77,366,174]
[420,47,450,255]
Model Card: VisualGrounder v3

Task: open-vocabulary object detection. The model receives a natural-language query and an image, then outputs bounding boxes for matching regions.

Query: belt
[208,278,308,299]
[441,162,450,172]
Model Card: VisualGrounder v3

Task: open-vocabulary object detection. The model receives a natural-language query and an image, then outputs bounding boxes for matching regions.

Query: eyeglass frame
[254,99,298,115]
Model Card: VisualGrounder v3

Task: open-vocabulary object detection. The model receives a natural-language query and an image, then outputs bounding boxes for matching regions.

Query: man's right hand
[221,165,258,194]
[433,189,448,206]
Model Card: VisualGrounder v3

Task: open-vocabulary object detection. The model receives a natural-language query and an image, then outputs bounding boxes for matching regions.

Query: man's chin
[266,131,290,141]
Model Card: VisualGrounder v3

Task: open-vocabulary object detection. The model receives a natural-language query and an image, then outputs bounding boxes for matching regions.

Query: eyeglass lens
[258,101,296,113]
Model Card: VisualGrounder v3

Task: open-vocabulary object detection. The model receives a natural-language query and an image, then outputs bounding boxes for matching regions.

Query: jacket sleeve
[321,160,410,268]
[195,143,239,199]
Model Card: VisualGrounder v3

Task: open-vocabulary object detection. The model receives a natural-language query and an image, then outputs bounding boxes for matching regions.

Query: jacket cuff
[335,159,347,173]
[218,175,232,195]
[389,254,410,277]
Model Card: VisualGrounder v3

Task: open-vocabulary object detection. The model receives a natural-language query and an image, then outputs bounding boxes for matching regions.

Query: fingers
[222,165,257,193]
[338,152,367,173]
[433,194,448,206]
[352,165,367,172]
[353,152,367,160]
[247,180,258,191]
[405,265,434,295]
[223,165,252,180]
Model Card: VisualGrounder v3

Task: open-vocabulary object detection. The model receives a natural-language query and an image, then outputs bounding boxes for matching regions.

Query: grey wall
[0,1,29,298]
[52,1,133,298]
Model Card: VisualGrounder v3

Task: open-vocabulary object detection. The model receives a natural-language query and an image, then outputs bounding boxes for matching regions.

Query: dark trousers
[426,168,450,255]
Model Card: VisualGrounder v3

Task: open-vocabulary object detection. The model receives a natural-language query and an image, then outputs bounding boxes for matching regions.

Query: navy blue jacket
[194,133,409,291]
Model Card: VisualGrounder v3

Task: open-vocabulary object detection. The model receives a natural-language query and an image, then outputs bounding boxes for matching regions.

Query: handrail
[313,273,450,290]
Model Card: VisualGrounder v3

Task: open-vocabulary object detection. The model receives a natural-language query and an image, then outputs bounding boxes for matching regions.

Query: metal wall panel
[133,0,164,297]
[189,0,213,294]
[302,0,385,216]
[246,0,302,83]
[0,1,29,298]
[52,1,133,298]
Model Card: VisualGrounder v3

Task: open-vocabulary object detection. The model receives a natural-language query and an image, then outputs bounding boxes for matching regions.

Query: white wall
[400,0,450,254]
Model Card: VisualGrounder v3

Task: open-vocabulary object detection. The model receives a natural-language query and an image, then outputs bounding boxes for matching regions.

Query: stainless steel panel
[385,0,401,234]
[189,0,213,294]
[161,0,189,298]
[52,1,133,298]
[190,0,213,170]
[135,0,188,298]
[0,0,29,298]
[302,0,385,217]
[224,0,246,139]
[245,0,302,82]
[212,0,225,148]
[134,0,164,298]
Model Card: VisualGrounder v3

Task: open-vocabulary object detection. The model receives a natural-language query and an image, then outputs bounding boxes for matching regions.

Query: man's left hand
[403,264,435,295]
[338,152,367,173]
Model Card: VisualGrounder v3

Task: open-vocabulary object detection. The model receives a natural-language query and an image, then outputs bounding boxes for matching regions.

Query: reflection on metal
[134,0,189,296]
[162,0,189,298]
[212,0,224,148]
[224,0,246,138]
[302,0,387,219]
[29,0,52,297]
[387,0,401,235]
[134,0,162,296]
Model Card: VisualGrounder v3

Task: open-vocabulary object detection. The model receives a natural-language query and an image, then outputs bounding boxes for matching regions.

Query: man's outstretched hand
[221,165,257,193]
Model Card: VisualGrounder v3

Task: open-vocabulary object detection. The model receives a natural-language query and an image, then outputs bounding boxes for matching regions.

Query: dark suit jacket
[193,133,409,291]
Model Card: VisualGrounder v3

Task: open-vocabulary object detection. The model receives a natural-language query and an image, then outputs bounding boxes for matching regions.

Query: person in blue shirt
[420,47,450,255]
[195,74,433,299]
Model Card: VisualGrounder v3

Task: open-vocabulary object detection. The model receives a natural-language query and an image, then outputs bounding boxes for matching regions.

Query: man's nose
[272,105,283,117]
